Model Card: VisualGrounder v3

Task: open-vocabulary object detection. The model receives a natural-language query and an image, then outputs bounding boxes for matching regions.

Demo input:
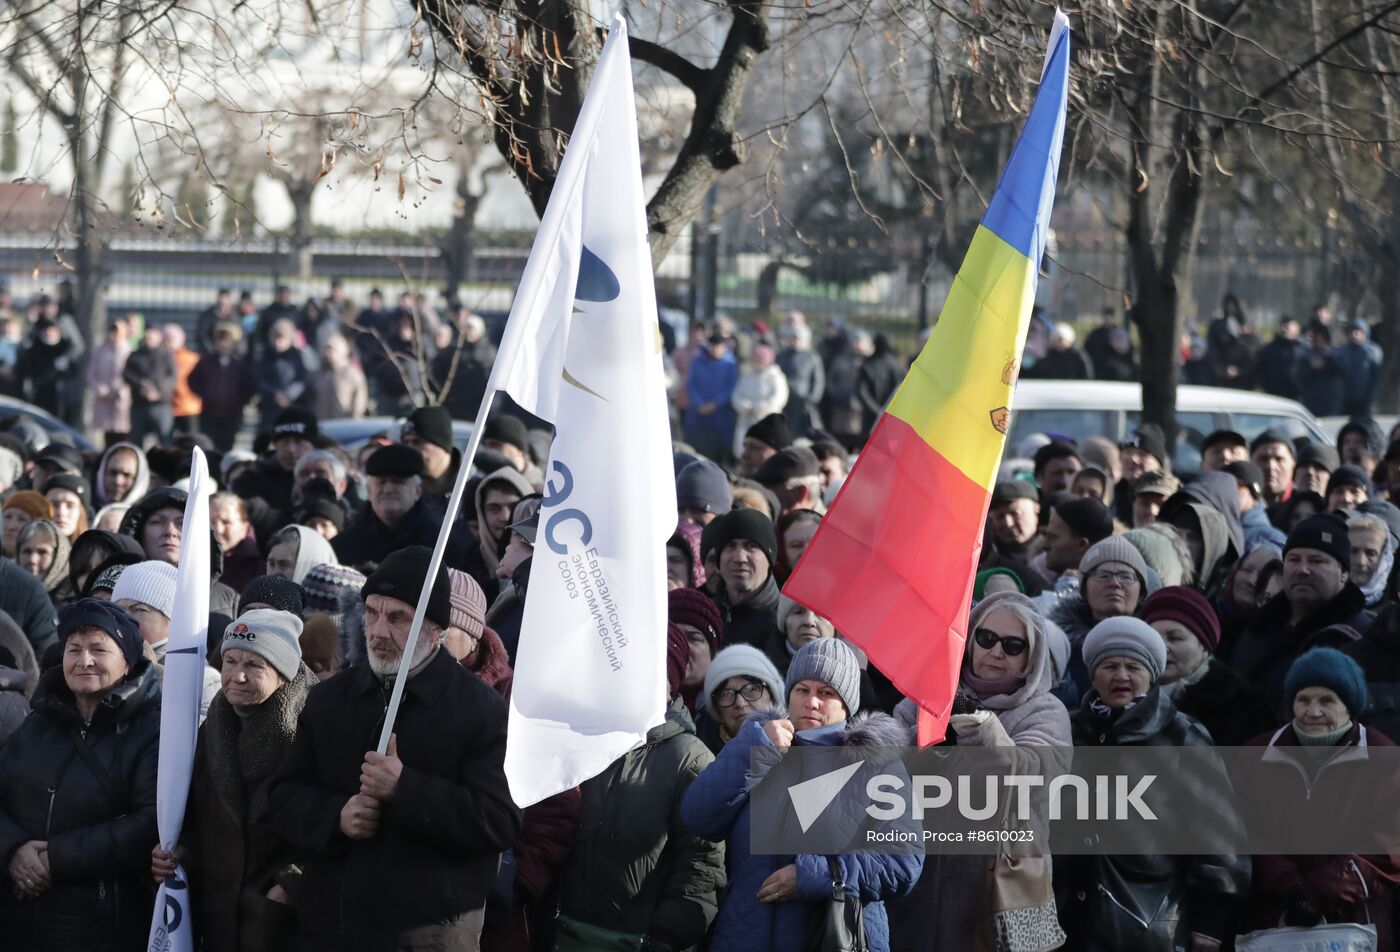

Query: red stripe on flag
[783,413,991,743]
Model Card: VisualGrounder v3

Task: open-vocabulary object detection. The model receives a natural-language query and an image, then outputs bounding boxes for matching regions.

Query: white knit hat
[111,560,178,619]
[702,645,785,721]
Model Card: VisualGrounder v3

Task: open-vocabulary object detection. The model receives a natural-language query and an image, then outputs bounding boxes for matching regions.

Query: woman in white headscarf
[264,525,338,585]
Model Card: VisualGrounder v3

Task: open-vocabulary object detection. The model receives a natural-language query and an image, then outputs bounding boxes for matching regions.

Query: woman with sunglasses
[697,644,785,754]
[1057,617,1248,952]
[887,591,1072,951]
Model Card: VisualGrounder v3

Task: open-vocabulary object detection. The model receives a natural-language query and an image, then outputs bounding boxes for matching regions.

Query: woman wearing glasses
[697,645,785,754]
[1057,617,1248,952]
[887,590,1072,951]
[1049,537,1154,705]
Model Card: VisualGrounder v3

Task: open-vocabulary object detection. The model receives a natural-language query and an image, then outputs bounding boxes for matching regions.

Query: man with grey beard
[271,546,522,951]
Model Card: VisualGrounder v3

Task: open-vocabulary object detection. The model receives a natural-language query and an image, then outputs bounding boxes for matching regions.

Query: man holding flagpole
[269,546,521,952]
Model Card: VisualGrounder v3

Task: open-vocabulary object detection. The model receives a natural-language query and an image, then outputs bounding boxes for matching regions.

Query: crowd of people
[0,286,1396,952]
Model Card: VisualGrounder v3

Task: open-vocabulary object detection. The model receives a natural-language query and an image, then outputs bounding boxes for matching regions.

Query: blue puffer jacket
[681,711,922,952]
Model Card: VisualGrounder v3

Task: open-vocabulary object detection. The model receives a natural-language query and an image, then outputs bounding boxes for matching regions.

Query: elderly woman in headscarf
[2,491,51,559]
[0,599,161,951]
[151,609,317,952]
[1241,648,1400,949]
[264,524,338,585]
[887,592,1072,951]
[1347,512,1395,609]
[1057,617,1248,952]
[15,519,74,609]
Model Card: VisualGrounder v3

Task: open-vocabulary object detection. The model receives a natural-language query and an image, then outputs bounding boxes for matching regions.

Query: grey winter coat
[887,592,1072,952]
[0,610,36,749]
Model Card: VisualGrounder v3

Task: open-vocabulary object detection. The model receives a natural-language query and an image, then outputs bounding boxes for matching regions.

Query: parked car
[0,395,96,452]
[319,416,475,453]
[1007,380,1330,472]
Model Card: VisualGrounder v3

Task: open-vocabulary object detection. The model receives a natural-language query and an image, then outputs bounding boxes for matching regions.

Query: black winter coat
[1255,337,1306,398]
[713,576,783,650]
[1058,688,1249,951]
[0,663,162,952]
[0,558,59,659]
[1344,602,1400,741]
[332,499,473,573]
[188,353,254,418]
[1232,584,1375,719]
[269,650,522,951]
[184,664,317,952]
[122,343,176,406]
[230,457,296,524]
[1169,658,1276,746]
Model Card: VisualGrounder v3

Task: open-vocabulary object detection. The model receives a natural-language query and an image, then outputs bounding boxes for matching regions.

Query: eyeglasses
[714,682,769,708]
[1088,569,1139,587]
[972,627,1028,656]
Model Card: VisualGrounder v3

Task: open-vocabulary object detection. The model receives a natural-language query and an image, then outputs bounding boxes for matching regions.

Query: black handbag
[804,857,867,952]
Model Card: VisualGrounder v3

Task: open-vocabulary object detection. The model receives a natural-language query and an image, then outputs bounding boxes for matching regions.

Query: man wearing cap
[1120,425,1168,484]
[988,481,1040,561]
[29,442,84,495]
[481,415,544,487]
[232,407,320,518]
[1131,470,1180,528]
[1250,429,1296,507]
[1223,460,1285,549]
[1200,430,1248,473]
[401,404,462,504]
[333,444,470,571]
[676,458,732,528]
[271,547,522,951]
[737,412,793,478]
[753,446,824,517]
[1294,441,1340,496]
[1033,441,1082,495]
[707,508,783,649]
[1037,497,1114,587]
[1233,513,1376,716]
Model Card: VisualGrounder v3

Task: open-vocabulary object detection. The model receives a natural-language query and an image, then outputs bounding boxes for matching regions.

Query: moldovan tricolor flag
[783,12,1070,744]
[497,16,675,807]
[148,449,212,952]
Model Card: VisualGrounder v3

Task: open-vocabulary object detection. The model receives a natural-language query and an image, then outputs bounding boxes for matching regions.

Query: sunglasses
[973,627,1028,656]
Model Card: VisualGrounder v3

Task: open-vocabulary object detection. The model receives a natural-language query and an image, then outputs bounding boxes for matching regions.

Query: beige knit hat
[446,568,487,639]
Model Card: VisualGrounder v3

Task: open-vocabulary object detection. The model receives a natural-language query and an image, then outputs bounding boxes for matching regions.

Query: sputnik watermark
[865,773,1157,822]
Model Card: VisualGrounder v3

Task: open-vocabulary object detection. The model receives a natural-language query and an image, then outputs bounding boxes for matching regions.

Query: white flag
[148,449,212,952]
[499,15,676,807]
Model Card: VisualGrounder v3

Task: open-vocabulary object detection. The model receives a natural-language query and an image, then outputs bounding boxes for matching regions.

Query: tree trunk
[444,171,482,303]
[288,182,314,280]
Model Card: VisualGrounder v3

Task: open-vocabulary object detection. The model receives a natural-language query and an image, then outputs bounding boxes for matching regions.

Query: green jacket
[559,699,726,950]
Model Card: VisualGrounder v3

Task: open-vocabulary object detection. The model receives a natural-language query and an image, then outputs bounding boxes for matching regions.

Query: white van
[1007,380,1330,473]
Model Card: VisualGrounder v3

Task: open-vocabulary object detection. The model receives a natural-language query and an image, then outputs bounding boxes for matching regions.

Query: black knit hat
[45,473,90,508]
[482,415,529,453]
[753,446,820,485]
[1033,440,1080,474]
[1054,497,1114,544]
[676,459,732,515]
[1250,428,1295,457]
[60,598,144,669]
[295,495,346,533]
[239,574,306,616]
[1285,513,1352,570]
[1325,464,1370,499]
[402,405,454,453]
[34,442,84,474]
[744,412,794,452]
[1297,442,1340,473]
[707,508,778,567]
[992,480,1039,506]
[272,406,319,443]
[1223,461,1265,500]
[366,443,425,478]
[1121,425,1167,466]
[361,546,452,629]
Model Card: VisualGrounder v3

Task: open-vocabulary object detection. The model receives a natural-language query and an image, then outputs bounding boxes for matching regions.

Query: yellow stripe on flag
[885,226,1037,490]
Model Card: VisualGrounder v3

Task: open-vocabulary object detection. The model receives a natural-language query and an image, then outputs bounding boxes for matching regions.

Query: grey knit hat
[1079,535,1150,586]
[1082,616,1167,683]
[222,609,304,682]
[785,638,860,715]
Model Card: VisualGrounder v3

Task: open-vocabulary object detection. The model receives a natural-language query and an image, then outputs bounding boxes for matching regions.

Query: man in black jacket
[123,323,176,448]
[707,508,783,649]
[231,406,318,530]
[1232,513,1376,717]
[332,444,471,572]
[270,548,522,951]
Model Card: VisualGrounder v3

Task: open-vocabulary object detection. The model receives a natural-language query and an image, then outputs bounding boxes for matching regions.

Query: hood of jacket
[18,518,71,595]
[31,658,161,728]
[463,625,513,690]
[94,442,151,507]
[118,487,189,543]
[0,608,37,696]
[473,465,534,570]
[963,591,1064,706]
[1165,472,1244,562]
[1048,591,1097,645]
[646,695,699,746]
